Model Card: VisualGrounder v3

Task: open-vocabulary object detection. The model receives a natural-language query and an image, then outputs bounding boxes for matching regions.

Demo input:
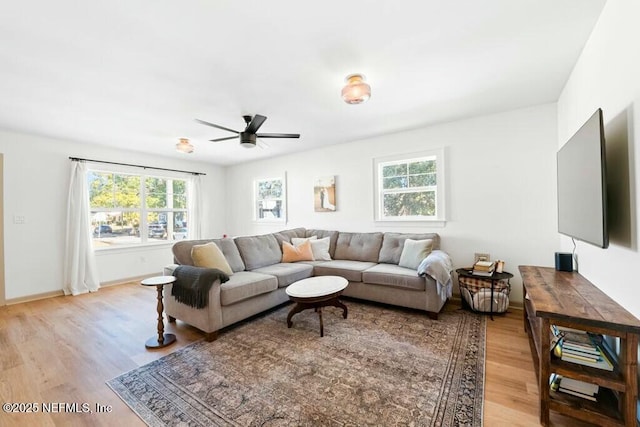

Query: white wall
[557,0,640,318]
[226,103,560,304]
[0,130,226,300]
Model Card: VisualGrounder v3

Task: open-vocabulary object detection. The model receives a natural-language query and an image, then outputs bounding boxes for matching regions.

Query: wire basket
[459,277,510,313]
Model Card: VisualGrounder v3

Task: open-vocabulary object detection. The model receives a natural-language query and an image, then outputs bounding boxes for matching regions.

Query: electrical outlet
[13,215,25,224]
[474,252,491,263]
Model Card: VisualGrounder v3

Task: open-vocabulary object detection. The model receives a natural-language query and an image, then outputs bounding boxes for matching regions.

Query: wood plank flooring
[0,281,594,427]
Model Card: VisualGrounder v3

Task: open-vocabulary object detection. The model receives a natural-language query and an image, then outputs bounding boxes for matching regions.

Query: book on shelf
[558,377,599,395]
[549,374,599,401]
[558,387,598,401]
[561,346,614,371]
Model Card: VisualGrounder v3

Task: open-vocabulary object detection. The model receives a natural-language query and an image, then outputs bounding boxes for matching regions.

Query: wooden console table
[519,266,640,426]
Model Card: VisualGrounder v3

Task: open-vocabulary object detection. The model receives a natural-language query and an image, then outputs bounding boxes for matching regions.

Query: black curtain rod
[69,157,206,176]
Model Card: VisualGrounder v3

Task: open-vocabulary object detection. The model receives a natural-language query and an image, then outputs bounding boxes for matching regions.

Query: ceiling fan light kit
[196,114,300,149]
[176,138,194,153]
[342,73,371,104]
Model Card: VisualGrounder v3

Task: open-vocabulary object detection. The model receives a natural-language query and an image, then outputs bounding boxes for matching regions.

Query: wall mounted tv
[557,108,608,248]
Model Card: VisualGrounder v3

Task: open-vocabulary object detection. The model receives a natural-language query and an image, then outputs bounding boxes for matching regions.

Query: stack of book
[549,374,599,401]
[472,260,495,277]
[550,325,614,371]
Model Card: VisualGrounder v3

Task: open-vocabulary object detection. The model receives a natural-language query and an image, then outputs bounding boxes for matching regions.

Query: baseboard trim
[4,275,154,306]
[6,290,65,305]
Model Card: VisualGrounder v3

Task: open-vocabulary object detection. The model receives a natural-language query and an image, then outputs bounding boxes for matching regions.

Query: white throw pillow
[398,238,433,270]
[291,236,331,261]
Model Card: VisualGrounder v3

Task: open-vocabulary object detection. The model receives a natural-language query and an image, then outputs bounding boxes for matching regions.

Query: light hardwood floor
[0,282,594,427]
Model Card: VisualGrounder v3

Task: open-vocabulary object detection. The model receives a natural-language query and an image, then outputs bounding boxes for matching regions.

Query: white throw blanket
[417,250,453,302]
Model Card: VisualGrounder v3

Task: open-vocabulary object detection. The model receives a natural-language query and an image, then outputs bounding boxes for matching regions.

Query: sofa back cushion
[172,238,246,272]
[334,232,383,263]
[235,234,282,270]
[378,233,440,264]
[272,228,307,247]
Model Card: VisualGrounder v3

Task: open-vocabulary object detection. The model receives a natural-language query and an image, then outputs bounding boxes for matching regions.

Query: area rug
[108,301,485,426]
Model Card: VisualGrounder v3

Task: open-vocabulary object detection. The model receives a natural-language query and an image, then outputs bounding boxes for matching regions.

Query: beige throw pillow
[191,242,234,276]
[398,238,434,270]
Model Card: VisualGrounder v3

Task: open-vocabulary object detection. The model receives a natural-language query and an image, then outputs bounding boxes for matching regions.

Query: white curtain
[187,174,203,239]
[63,161,100,295]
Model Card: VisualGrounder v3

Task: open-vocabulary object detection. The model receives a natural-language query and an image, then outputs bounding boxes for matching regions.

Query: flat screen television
[557,108,608,248]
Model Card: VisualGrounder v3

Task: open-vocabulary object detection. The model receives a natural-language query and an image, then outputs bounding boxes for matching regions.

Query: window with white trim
[88,170,189,248]
[374,149,446,222]
[254,176,286,223]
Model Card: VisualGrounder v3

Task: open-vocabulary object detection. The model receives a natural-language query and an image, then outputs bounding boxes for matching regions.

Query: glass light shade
[341,74,371,104]
[176,138,194,153]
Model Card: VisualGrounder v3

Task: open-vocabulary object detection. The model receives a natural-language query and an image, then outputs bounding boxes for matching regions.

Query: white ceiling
[0,0,606,165]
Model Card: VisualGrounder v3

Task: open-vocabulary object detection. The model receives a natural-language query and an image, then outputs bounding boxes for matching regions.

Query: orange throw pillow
[282,240,314,262]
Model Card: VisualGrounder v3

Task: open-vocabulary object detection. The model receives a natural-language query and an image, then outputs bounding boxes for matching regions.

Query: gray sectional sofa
[163,228,452,341]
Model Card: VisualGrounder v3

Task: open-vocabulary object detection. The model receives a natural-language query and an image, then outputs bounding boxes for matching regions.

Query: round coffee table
[285,276,348,337]
[141,275,177,349]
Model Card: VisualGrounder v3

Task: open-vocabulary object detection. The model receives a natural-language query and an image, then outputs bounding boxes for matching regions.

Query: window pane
[408,160,436,174]
[147,212,168,241]
[257,200,283,219]
[145,177,168,208]
[172,212,188,240]
[113,175,141,208]
[408,173,436,187]
[258,179,282,199]
[173,180,187,208]
[91,211,141,247]
[89,172,115,208]
[382,164,407,178]
[383,177,408,189]
[383,191,436,217]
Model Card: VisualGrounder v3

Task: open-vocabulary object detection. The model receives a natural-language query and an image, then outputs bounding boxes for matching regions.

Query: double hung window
[374,149,446,223]
[88,170,188,248]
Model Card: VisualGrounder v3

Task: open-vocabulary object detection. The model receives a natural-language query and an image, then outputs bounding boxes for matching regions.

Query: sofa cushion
[313,260,377,282]
[272,227,307,247]
[235,234,282,270]
[191,242,234,275]
[251,263,314,288]
[398,238,434,270]
[363,264,426,291]
[220,271,278,306]
[172,238,245,272]
[334,232,383,263]
[282,241,314,262]
[378,233,440,264]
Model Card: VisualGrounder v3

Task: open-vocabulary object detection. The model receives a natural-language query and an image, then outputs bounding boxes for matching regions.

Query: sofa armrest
[163,266,224,334]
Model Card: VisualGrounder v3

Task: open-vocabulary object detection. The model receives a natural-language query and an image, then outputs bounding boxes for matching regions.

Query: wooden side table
[141,275,177,349]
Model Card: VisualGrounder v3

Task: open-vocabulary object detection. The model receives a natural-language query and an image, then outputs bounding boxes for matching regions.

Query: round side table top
[286,276,348,298]
[141,275,176,286]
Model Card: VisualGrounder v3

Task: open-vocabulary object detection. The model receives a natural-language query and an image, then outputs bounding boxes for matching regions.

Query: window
[88,170,189,248]
[374,149,446,223]
[254,176,286,223]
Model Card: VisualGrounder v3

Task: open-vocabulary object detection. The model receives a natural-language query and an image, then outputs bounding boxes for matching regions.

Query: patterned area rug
[108,301,485,426]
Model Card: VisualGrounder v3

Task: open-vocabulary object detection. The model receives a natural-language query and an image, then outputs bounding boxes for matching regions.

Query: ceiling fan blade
[210,135,239,142]
[195,118,239,134]
[256,133,300,139]
[245,114,267,134]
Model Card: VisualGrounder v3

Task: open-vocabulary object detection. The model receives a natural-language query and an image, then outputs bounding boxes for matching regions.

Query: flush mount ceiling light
[341,73,371,104]
[176,138,194,153]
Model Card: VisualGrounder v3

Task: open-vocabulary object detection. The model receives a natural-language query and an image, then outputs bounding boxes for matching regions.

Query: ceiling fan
[195,114,300,148]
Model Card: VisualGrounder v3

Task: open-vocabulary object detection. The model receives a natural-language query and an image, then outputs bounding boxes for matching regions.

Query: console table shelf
[519,265,640,427]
